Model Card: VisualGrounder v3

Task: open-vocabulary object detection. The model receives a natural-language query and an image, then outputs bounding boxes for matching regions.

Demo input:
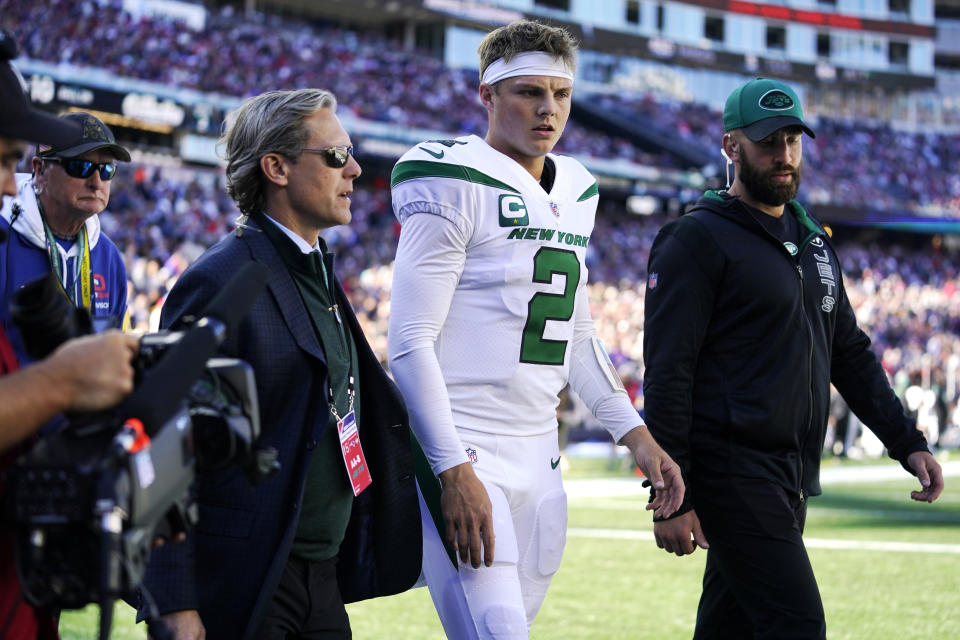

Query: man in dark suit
[141,89,421,640]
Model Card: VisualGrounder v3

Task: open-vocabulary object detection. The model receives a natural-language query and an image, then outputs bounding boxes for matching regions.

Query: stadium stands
[3,0,958,449]
[586,92,960,217]
[95,162,960,450]
[5,0,959,217]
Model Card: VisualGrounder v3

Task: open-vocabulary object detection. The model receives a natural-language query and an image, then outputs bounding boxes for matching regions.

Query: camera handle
[94,460,127,640]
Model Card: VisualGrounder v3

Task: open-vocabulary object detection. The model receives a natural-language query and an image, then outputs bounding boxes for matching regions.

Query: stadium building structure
[8,0,958,227]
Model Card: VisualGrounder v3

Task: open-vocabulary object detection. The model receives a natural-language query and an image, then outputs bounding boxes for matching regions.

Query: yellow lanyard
[39,202,92,311]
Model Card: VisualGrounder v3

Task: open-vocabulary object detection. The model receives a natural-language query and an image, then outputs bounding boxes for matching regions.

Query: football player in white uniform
[388,20,684,639]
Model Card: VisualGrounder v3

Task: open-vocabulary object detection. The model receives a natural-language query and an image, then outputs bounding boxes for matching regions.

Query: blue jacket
[140,219,421,639]
[0,174,127,365]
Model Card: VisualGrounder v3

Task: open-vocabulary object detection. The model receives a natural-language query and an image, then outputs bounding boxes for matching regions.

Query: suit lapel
[241,222,326,363]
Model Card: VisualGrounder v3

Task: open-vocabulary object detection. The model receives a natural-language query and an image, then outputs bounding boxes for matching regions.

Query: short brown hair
[477,20,578,83]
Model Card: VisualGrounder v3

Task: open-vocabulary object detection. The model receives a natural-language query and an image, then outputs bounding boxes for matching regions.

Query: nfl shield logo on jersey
[466,447,478,464]
[549,201,560,218]
[648,272,658,290]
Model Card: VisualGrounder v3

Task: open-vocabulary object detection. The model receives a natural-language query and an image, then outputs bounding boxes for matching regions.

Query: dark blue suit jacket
[140,220,421,639]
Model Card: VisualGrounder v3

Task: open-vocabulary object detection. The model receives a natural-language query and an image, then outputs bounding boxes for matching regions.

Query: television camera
[3,262,277,640]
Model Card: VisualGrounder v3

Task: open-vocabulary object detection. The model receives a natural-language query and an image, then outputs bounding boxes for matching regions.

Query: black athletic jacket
[643,191,928,517]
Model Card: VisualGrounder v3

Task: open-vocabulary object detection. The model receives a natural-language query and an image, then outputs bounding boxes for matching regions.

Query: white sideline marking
[820,460,960,485]
[566,528,960,554]
[801,537,960,554]
[567,496,960,522]
[563,461,960,499]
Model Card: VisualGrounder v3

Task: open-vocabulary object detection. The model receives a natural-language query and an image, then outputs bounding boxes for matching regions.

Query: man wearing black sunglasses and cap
[0,111,131,367]
[0,29,138,640]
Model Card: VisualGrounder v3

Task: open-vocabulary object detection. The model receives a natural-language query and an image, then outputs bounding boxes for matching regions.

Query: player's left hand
[619,425,684,518]
[906,450,944,503]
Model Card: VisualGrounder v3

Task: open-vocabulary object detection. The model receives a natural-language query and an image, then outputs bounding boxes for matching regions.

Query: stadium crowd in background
[90,159,960,457]
[596,92,960,215]
[3,1,956,454]
[3,0,959,217]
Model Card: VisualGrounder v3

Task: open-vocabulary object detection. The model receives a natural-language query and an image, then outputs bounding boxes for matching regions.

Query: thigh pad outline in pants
[517,488,567,623]
[419,482,528,640]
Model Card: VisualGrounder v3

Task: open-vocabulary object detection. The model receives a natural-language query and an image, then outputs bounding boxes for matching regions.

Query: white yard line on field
[563,461,960,500]
[820,460,960,485]
[566,528,960,554]
[569,499,960,523]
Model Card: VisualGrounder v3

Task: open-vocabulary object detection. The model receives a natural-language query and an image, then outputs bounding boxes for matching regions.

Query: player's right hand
[151,609,206,640]
[653,510,709,557]
[438,462,495,568]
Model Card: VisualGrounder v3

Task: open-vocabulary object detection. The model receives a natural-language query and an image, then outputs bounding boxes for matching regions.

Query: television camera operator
[0,29,138,640]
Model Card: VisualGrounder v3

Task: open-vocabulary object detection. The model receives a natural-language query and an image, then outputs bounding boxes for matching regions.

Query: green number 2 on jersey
[520,247,581,365]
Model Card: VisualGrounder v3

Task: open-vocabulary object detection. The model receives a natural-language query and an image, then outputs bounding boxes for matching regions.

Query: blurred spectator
[588,92,960,217]
[100,159,960,453]
[5,0,958,216]
[3,0,955,451]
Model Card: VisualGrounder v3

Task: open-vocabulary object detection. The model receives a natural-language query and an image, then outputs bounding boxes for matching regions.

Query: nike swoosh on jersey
[551,456,561,470]
[419,146,444,159]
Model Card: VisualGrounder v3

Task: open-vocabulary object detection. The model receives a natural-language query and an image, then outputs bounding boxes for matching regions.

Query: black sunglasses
[45,157,118,181]
[301,145,355,169]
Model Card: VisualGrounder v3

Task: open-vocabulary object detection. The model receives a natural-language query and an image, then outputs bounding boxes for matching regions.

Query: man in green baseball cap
[642,75,943,639]
[714,77,816,214]
[723,76,816,142]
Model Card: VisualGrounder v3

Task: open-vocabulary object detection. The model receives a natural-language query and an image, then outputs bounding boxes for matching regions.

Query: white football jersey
[391,135,600,436]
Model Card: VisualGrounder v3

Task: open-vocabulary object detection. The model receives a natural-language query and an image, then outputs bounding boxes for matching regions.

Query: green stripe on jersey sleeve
[576,181,599,202]
[391,160,521,193]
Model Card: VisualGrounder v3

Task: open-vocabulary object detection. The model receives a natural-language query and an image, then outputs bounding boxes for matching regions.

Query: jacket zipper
[794,229,820,504]
[795,262,812,503]
[743,201,822,503]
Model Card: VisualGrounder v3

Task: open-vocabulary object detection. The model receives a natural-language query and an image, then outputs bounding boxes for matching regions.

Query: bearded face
[737,142,803,207]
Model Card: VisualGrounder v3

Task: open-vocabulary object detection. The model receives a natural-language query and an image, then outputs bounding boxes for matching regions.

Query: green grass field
[59,456,960,639]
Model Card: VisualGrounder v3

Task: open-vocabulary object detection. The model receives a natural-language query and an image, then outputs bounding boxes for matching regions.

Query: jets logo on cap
[759,90,794,111]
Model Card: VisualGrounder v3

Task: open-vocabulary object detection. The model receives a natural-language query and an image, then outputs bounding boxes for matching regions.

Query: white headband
[481,51,574,86]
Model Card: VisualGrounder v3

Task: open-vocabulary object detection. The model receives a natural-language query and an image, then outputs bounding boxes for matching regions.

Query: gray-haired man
[142,89,421,640]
